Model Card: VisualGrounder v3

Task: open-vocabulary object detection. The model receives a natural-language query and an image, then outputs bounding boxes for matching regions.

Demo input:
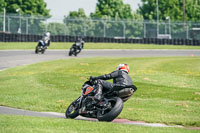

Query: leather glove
[89,76,97,81]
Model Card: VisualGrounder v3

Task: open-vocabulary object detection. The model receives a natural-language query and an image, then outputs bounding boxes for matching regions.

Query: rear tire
[97,97,123,122]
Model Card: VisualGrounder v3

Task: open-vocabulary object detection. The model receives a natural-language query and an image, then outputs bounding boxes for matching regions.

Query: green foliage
[63,9,87,36]
[187,0,200,22]
[47,22,67,35]
[139,0,200,22]
[90,0,133,19]
[67,8,87,18]
[63,17,86,36]
[61,0,144,38]
[0,0,50,16]
[0,0,50,34]
[0,0,6,12]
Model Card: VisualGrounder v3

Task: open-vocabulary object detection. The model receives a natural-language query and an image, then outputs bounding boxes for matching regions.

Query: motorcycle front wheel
[65,98,80,119]
[69,48,73,56]
[97,97,123,122]
[41,48,45,54]
[35,46,39,54]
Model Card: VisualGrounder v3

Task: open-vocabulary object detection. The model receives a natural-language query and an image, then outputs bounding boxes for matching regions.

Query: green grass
[1,115,199,133]
[0,42,200,49]
[0,57,200,128]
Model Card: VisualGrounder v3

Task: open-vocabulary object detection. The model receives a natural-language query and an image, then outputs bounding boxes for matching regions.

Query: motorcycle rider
[38,32,51,48]
[72,38,84,54]
[35,32,51,54]
[42,32,51,48]
[90,64,136,102]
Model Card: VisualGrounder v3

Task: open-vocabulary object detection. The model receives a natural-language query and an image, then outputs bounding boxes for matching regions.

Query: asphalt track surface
[0,49,200,70]
[0,49,200,129]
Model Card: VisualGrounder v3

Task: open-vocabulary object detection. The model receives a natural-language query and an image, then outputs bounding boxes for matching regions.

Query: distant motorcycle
[65,80,137,122]
[35,40,48,54]
[69,39,84,56]
[35,32,51,54]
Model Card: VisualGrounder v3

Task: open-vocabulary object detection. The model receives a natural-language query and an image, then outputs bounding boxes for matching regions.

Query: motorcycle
[35,40,48,54]
[65,80,137,122]
[69,40,84,56]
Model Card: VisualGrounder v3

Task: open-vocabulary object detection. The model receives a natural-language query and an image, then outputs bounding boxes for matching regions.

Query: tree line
[0,0,200,37]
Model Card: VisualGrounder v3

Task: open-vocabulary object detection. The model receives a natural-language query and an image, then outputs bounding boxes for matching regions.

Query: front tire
[97,97,123,122]
[65,99,79,119]
[35,46,39,54]
[69,48,73,56]
[41,49,45,54]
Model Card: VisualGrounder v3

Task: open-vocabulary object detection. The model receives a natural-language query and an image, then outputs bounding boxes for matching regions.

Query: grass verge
[0,57,199,127]
[0,115,199,133]
[0,42,200,49]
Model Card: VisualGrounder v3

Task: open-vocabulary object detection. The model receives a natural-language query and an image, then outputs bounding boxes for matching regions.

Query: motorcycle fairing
[84,86,94,95]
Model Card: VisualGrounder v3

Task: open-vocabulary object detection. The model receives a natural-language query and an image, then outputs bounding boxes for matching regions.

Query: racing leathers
[72,40,84,54]
[90,70,133,101]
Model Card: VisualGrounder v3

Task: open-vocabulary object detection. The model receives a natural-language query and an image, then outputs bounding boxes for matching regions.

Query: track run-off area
[0,49,200,130]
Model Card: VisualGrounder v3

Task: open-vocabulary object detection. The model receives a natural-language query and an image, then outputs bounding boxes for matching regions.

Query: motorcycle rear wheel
[97,97,123,122]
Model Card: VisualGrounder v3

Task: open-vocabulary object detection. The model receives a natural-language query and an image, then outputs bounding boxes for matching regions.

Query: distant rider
[72,38,84,54]
[39,32,51,48]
